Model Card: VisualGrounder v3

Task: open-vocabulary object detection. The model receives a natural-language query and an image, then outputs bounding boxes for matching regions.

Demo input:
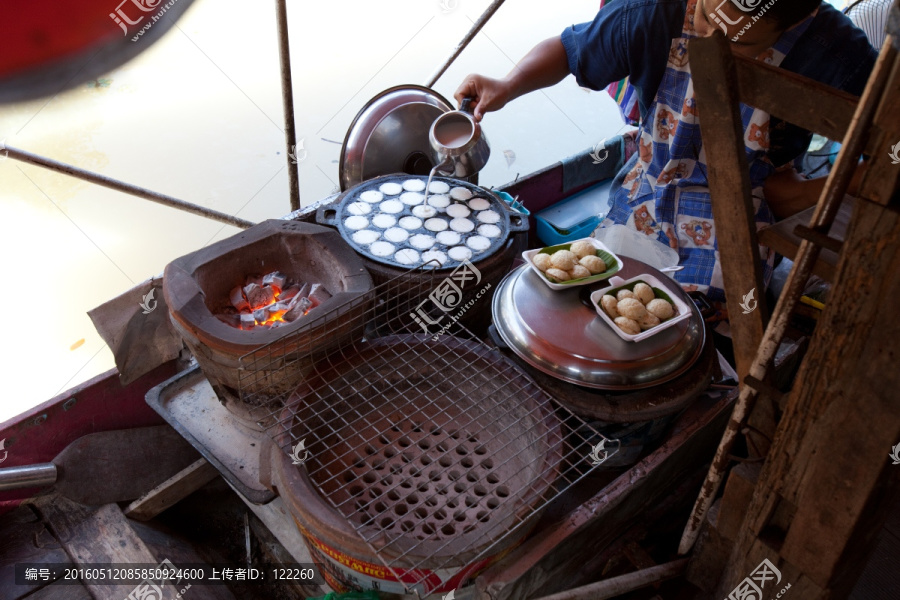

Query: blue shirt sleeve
[560,0,685,120]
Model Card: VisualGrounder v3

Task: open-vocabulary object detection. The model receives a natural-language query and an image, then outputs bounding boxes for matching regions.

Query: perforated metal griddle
[284,334,563,559]
[316,173,528,270]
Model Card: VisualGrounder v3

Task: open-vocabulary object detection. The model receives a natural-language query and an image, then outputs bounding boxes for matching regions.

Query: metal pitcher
[429,97,491,178]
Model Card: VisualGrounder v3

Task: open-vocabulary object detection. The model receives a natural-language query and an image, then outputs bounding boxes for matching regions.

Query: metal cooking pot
[429,97,491,178]
[492,258,706,391]
[491,257,712,465]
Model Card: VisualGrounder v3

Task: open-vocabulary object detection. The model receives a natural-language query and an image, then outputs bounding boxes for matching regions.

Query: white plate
[590,274,693,342]
[522,238,623,290]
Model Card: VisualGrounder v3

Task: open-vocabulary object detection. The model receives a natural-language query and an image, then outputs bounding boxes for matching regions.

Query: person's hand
[454,74,512,122]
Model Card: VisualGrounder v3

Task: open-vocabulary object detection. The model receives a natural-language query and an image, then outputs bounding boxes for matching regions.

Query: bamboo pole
[424,0,508,88]
[275,0,300,211]
[3,144,254,229]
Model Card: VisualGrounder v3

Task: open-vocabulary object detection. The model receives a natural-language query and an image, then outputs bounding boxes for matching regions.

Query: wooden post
[690,32,775,461]
[718,195,900,597]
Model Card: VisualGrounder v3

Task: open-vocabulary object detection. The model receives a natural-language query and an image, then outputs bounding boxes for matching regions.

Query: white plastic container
[590,274,692,342]
[522,237,623,290]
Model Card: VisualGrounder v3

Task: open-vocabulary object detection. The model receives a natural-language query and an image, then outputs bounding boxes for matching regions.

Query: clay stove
[163,220,373,419]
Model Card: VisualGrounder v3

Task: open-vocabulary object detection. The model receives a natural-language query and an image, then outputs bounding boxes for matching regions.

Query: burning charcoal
[307,284,332,309]
[230,286,250,312]
[268,303,289,320]
[240,313,256,329]
[253,308,268,323]
[262,272,287,290]
[244,283,275,309]
[278,284,301,302]
[284,297,312,322]
[296,282,311,300]
[283,288,308,311]
[216,313,241,328]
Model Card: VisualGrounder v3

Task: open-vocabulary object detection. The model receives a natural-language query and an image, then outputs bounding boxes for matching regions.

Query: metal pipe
[424,0,509,88]
[0,463,58,491]
[275,0,301,212]
[2,144,255,230]
[677,36,897,556]
[532,559,689,600]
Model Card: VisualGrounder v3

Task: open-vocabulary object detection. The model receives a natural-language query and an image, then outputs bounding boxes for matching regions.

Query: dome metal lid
[339,85,461,191]
[491,258,705,390]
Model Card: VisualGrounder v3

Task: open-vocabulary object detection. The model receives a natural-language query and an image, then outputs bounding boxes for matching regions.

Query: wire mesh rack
[238,260,620,596]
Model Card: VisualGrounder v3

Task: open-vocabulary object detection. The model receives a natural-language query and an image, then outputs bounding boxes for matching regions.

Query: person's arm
[454,36,570,122]
[763,161,868,219]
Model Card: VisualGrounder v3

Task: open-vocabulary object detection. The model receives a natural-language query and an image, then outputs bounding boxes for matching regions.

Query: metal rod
[677,35,897,556]
[533,559,689,600]
[424,0,509,88]
[275,0,300,212]
[0,463,58,491]
[2,144,254,229]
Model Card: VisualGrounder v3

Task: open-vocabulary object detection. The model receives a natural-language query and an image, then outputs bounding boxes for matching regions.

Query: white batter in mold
[424,218,449,232]
[344,216,369,230]
[379,182,403,195]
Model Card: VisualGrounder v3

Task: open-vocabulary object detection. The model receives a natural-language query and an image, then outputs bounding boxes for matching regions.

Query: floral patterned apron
[598,0,816,304]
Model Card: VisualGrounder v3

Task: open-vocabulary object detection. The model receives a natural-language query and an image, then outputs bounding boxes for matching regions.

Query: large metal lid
[492,258,705,390]
[339,85,458,191]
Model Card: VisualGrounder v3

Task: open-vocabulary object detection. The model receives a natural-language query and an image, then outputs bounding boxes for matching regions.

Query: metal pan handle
[316,204,338,227]
[507,213,530,233]
[460,96,475,114]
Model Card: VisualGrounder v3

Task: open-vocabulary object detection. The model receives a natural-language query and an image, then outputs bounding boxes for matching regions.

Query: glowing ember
[216,271,331,330]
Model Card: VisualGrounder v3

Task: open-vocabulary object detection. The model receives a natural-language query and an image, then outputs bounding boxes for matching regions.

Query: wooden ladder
[679,24,900,597]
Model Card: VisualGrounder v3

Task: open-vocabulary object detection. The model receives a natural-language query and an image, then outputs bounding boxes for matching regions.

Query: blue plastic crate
[535,180,613,246]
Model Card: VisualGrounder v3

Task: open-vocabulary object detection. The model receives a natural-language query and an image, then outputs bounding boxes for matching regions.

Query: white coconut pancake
[449,218,475,233]
[449,187,473,201]
[476,209,500,224]
[379,200,404,214]
[370,241,395,257]
[383,227,409,243]
[428,180,450,194]
[436,231,461,246]
[409,234,436,250]
[400,191,425,205]
[395,248,421,264]
[344,216,369,230]
[352,229,380,245]
[379,182,403,195]
[371,214,397,229]
[427,194,451,209]
[477,224,501,238]
[399,216,423,230]
[347,201,371,216]
[446,204,471,219]
[448,246,473,262]
[402,179,426,192]
[424,218,449,232]
[466,235,491,252]
[421,250,447,267]
[468,197,490,211]
[412,205,437,219]
[360,190,384,203]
